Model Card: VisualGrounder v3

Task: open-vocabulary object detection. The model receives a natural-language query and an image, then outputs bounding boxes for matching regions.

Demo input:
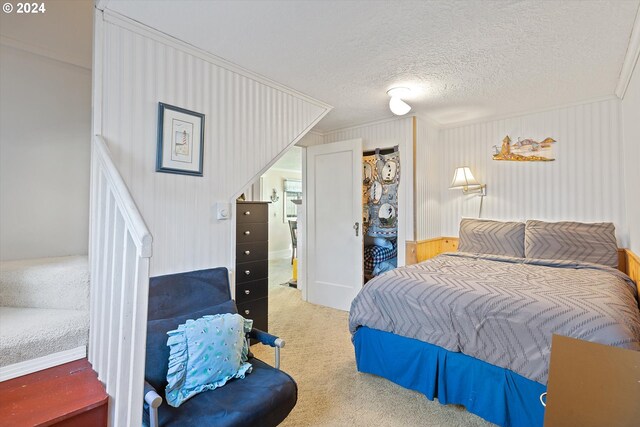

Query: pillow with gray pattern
[458,218,525,258]
[524,220,618,268]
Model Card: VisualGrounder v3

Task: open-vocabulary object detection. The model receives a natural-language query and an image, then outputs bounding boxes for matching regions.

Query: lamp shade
[450,167,481,190]
[389,97,411,115]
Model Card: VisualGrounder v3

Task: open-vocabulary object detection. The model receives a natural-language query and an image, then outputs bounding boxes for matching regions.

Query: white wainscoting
[323,117,414,266]
[95,11,331,276]
[435,98,629,246]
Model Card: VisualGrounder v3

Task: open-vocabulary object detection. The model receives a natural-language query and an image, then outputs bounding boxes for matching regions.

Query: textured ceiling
[106,0,639,131]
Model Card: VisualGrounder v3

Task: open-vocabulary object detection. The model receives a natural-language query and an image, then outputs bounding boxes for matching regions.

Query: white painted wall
[622,58,640,254]
[261,167,301,259]
[95,11,330,276]
[415,117,441,240]
[0,45,91,260]
[434,98,629,246]
[323,118,414,266]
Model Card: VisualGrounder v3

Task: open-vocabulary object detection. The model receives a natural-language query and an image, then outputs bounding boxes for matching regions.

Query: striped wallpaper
[415,118,441,240]
[434,98,629,246]
[97,12,330,276]
[621,58,640,254]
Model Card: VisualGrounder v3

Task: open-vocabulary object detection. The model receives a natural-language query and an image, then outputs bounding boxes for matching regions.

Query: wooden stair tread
[0,358,107,427]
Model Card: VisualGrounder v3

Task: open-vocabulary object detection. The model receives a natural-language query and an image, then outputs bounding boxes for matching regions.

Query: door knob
[244,211,251,216]
[244,230,251,235]
[245,270,251,275]
[244,309,250,315]
[245,290,250,295]
[244,250,251,255]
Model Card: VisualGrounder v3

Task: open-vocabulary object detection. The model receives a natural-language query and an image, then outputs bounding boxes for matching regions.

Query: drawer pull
[244,270,251,275]
[244,211,251,216]
[244,250,251,255]
[244,290,251,295]
[244,230,251,235]
[244,309,250,315]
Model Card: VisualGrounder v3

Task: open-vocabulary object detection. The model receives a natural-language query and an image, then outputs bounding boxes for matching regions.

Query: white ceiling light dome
[389,97,411,115]
[387,87,412,115]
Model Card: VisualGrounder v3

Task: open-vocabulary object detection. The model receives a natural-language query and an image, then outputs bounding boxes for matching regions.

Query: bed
[349,219,640,427]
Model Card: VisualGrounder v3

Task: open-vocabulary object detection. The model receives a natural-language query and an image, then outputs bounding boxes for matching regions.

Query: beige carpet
[252,286,495,427]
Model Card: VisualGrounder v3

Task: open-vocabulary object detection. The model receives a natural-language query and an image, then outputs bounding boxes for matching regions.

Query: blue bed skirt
[353,327,546,427]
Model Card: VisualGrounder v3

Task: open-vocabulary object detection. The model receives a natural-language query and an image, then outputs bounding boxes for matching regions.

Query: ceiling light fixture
[387,87,411,115]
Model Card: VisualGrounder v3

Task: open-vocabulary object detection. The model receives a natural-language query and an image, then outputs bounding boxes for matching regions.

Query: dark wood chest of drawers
[236,201,269,333]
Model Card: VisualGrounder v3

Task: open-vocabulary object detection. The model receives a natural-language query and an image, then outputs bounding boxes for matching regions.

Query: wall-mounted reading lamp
[449,167,486,195]
[449,166,486,217]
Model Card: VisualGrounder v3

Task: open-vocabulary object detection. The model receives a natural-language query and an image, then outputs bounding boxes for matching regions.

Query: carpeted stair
[0,256,89,375]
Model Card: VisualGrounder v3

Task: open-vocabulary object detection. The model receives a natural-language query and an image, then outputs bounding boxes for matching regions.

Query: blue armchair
[143,267,297,427]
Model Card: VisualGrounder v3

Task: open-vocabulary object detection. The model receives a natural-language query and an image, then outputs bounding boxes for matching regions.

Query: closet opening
[362,146,400,284]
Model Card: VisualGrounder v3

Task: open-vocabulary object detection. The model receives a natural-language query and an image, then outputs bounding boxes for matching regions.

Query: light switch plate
[216,202,231,220]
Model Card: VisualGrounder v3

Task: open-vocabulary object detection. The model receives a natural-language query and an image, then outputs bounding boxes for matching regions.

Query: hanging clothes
[362,147,400,239]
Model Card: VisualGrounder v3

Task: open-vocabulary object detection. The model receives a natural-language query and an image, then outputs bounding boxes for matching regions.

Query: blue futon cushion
[165,313,253,407]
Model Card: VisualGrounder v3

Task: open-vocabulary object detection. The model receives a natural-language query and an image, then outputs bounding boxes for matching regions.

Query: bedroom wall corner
[621,55,640,255]
[94,10,331,277]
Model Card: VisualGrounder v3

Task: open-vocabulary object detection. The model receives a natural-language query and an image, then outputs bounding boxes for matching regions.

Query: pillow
[458,218,525,258]
[165,313,253,407]
[525,220,618,267]
[145,299,237,392]
[364,235,394,249]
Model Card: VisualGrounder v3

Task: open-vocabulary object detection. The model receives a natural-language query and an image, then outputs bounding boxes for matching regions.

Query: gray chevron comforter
[349,252,640,384]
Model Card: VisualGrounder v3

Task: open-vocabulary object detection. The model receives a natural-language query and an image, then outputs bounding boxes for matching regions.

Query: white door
[306,138,363,311]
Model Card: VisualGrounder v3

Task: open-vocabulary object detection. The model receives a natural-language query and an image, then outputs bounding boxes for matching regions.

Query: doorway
[258,146,302,291]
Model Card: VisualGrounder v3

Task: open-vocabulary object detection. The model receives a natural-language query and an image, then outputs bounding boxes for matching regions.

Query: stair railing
[89,135,152,427]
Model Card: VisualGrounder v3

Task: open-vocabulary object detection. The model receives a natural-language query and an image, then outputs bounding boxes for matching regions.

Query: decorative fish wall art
[492,135,556,161]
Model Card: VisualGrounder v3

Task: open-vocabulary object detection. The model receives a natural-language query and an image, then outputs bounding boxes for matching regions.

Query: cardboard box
[544,335,640,427]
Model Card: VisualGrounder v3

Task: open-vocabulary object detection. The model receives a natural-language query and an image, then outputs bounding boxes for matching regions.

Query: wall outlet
[216,202,231,220]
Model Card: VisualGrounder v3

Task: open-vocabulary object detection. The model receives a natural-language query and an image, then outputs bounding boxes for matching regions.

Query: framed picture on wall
[156,102,205,176]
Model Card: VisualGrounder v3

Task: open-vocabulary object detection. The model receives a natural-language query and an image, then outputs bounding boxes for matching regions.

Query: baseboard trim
[0,346,86,382]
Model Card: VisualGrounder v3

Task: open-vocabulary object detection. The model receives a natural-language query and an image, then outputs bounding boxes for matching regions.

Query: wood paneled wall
[406,237,459,265]
[625,249,640,297]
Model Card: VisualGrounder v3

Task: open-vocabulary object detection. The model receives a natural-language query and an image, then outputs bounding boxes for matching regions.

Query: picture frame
[156,102,205,176]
